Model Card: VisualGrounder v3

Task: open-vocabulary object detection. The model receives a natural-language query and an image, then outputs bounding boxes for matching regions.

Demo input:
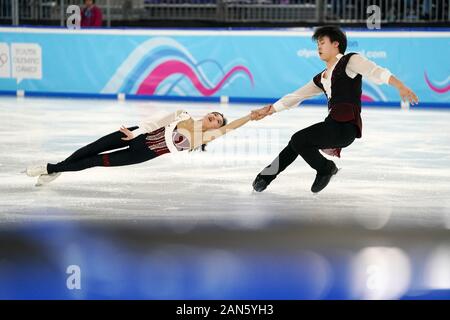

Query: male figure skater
[251,25,419,193]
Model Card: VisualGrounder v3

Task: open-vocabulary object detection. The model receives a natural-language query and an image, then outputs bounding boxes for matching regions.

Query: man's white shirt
[272,53,393,112]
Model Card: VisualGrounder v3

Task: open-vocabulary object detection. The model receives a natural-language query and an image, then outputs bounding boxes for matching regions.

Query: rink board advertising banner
[0,27,449,106]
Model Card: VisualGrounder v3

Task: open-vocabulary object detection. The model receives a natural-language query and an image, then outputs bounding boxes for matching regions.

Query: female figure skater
[25,109,254,186]
[251,25,419,194]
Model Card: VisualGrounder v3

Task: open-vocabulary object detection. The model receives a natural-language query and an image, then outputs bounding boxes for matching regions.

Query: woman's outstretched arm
[200,114,252,146]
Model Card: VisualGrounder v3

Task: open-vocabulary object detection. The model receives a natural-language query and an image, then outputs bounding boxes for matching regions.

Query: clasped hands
[250,104,275,121]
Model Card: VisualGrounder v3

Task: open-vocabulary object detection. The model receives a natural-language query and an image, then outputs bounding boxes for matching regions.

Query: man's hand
[389,76,419,105]
[398,85,419,105]
[251,104,275,121]
[119,126,134,140]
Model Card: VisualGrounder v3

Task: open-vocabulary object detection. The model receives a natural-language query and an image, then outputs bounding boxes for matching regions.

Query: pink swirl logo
[360,81,387,102]
[424,71,450,94]
[137,60,254,96]
[102,38,255,97]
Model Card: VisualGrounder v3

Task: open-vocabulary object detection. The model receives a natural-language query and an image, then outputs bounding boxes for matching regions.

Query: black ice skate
[252,174,274,192]
[311,162,339,193]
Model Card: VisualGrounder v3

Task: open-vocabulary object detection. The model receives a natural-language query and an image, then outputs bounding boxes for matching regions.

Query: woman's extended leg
[62,126,139,164]
[47,136,156,174]
[25,126,142,180]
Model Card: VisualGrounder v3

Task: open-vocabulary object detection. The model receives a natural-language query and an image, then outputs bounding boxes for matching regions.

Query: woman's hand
[119,126,134,140]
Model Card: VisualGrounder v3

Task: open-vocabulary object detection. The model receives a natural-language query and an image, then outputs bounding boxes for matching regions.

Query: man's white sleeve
[272,80,323,112]
[347,54,392,85]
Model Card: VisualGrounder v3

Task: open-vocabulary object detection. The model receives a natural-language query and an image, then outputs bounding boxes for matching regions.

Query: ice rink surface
[0,96,449,231]
[1,97,450,299]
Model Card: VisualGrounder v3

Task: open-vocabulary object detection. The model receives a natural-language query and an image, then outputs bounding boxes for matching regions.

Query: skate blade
[35,177,44,187]
[327,168,341,188]
[328,167,341,183]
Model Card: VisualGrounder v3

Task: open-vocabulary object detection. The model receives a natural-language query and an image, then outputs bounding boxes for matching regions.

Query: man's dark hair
[312,25,347,54]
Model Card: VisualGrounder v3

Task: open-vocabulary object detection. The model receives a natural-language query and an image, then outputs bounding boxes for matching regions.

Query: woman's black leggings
[47,126,157,174]
[259,117,358,180]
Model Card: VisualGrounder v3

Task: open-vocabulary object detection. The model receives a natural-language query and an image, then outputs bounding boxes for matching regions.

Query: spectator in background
[81,0,103,27]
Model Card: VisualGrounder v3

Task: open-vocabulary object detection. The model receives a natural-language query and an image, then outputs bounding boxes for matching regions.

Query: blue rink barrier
[0,27,449,108]
[0,90,448,110]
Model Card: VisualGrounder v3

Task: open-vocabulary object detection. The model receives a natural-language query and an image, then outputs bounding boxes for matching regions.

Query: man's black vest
[313,52,363,138]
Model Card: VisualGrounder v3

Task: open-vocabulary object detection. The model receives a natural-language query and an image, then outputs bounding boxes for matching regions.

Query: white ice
[0,97,450,231]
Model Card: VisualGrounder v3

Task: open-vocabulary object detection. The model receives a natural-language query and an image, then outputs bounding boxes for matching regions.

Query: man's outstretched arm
[348,54,419,105]
[251,80,323,120]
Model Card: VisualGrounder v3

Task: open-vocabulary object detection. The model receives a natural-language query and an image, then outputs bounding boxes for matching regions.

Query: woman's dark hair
[212,112,227,126]
[312,25,347,54]
[196,111,228,152]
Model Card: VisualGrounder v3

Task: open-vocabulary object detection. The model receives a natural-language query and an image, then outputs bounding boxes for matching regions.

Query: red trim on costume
[102,154,110,167]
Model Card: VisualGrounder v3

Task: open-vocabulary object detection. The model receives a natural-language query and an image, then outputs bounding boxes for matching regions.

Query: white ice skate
[24,164,48,177]
[35,172,61,187]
